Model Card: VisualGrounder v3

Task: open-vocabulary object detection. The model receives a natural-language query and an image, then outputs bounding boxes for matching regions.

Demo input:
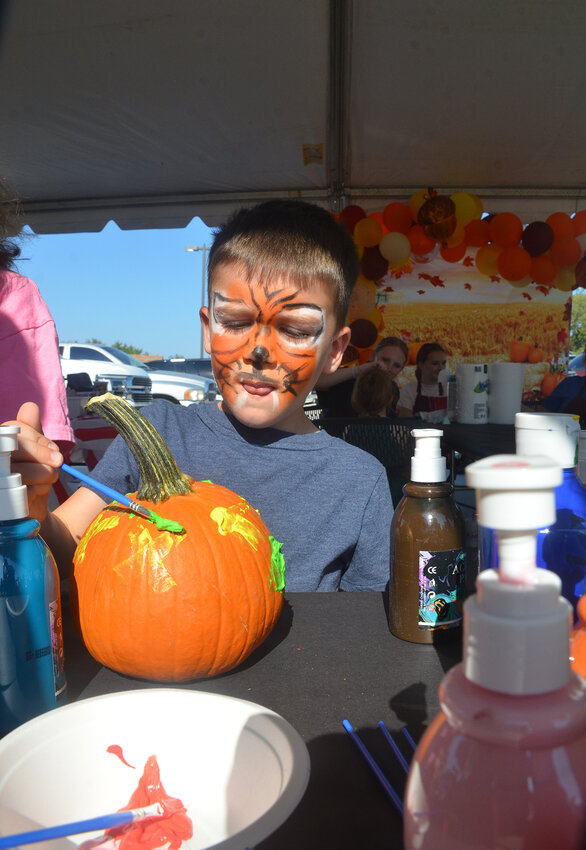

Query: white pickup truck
[59,343,221,406]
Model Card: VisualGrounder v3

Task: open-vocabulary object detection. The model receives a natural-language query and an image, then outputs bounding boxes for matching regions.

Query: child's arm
[315,360,378,391]
[9,403,106,576]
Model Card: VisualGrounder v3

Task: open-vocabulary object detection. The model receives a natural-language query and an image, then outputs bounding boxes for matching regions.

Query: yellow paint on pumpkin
[210,505,263,550]
[110,525,180,593]
[74,514,122,564]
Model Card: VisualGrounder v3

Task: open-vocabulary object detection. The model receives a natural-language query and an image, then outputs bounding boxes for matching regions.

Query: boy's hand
[4,402,64,522]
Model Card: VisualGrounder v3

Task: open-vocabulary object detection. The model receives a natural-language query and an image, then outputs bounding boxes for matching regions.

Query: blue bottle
[0,426,66,735]
[479,412,586,615]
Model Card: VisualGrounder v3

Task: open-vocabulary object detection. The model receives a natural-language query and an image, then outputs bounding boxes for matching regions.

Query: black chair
[315,417,415,506]
[66,372,94,392]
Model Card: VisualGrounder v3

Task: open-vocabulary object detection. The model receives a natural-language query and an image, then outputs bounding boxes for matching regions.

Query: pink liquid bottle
[404,454,586,850]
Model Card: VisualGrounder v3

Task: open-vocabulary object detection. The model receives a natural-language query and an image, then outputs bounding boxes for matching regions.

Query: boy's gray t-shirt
[90,401,392,592]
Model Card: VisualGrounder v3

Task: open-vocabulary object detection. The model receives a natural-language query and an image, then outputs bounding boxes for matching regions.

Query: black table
[62,591,462,850]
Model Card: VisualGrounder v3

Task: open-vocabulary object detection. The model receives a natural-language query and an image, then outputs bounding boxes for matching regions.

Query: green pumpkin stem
[84,393,193,503]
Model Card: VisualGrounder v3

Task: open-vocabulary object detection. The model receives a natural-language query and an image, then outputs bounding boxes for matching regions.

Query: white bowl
[0,689,310,849]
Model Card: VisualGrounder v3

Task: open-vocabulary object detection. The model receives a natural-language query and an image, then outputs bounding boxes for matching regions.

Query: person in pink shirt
[0,185,74,453]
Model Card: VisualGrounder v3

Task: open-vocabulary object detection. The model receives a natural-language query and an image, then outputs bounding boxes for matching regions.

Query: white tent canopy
[1,0,585,234]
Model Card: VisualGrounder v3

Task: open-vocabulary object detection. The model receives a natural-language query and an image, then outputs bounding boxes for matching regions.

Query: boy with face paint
[7,201,392,591]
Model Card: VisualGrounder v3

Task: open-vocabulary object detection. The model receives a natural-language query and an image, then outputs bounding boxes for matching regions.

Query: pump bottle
[479,412,586,613]
[389,429,466,643]
[404,454,586,850]
[0,425,66,735]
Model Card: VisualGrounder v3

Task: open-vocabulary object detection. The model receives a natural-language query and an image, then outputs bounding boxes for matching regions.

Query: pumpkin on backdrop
[71,394,285,682]
[417,190,457,244]
[509,340,531,362]
[528,346,544,364]
[541,371,566,397]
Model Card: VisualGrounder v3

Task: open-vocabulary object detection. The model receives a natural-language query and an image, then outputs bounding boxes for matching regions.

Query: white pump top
[0,426,29,520]
[464,454,572,695]
[410,429,446,482]
[515,411,579,469]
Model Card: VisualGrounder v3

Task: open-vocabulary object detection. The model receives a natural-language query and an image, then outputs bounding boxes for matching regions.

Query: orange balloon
[489,213,523,248]
[353,216,383,248]
[546,211,574,240]
[382,202,413,234]
[549,237,582,267]
[347,278,376,321]
[368,211,389,234]
[475,244,502,276]
[497,246,532,282]
[407,224,435,255]
[572,210,586,237]
[440,241,467,263]
[530,255,557,285]
[465,218,490,247]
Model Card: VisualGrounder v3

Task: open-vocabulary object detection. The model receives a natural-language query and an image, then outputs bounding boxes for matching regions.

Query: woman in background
[398,342,448,421]
[0,182,74,453]
[316,336,408,418]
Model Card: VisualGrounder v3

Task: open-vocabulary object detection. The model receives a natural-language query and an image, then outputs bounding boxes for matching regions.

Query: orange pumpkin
[541,371,565,397]
[527,346,544,364]
[71,394,284,682]
[509,340,531,362]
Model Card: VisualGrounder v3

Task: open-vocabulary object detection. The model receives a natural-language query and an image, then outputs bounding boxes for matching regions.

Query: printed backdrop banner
[345,246,570,402]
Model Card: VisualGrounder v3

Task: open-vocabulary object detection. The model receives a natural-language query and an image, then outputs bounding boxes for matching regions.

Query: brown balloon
[360,246,389,281]
[521,221,554,257]
[350,318,378,349]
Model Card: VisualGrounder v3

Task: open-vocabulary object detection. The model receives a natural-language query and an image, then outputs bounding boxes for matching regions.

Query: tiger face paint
[200,264,349,432]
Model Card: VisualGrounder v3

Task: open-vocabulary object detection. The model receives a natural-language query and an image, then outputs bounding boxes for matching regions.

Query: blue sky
[17,218,215,359]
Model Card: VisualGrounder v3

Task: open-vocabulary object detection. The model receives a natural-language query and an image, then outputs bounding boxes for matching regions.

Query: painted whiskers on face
[209,279,327,410]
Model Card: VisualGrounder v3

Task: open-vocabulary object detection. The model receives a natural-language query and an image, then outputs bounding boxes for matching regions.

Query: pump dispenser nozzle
[0,426,28,521]
[410,429,446,482]
[465,454,572,695]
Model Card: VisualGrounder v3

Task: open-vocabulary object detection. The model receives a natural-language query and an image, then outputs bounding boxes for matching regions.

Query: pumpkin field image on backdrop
[339,190,584,401]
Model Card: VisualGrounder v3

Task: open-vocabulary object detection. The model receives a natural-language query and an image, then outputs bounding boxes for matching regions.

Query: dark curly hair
[0,180,23,270]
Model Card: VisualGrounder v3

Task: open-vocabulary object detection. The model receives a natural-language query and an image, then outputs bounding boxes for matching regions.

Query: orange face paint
[202,266,344,431]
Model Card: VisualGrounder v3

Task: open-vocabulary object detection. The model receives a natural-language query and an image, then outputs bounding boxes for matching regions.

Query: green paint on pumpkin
[269,536,286,592]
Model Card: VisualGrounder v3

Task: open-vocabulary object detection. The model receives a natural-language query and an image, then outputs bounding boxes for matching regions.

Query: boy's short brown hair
[208,199,360,329]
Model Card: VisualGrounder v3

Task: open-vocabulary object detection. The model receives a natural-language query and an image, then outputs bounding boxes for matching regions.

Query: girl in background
[398,342,448,421]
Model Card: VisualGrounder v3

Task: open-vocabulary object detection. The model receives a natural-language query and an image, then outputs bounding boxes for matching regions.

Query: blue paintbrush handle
[60,463,150,518]
[0,805,159,849]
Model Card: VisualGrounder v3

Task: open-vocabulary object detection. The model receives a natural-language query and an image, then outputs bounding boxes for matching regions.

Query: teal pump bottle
[0,426,66,735]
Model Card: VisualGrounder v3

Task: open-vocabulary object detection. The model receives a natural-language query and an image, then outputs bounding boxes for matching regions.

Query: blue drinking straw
[342,719,403,815]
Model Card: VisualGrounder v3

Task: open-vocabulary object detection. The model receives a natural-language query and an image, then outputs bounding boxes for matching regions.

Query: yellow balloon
[554,266,576,292]
[379,231,411,264]
[470,194,484,220]
[409,189,428,223]
[446,223,466,247]
[509,275,531,289]
[450,192,478,226]
[475,244,502,276]
[347,277,377,321]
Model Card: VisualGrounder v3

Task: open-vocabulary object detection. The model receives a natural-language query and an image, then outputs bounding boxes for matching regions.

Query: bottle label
[49,599,67,697]
[418,548,466,630]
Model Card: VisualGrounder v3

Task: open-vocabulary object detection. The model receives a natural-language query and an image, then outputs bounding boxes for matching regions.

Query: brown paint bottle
[389,429,466,643]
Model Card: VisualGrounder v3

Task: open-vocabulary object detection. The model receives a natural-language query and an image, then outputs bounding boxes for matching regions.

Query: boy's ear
[322,325,352,375]
[199,307,212,355]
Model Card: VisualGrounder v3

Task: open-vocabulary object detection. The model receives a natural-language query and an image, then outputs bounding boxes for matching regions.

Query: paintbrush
[0,800,183,849]
[60,462,185,534]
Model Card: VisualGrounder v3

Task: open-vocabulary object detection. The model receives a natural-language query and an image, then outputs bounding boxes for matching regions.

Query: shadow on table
[256,726,408,850]
[215,597,294,680]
